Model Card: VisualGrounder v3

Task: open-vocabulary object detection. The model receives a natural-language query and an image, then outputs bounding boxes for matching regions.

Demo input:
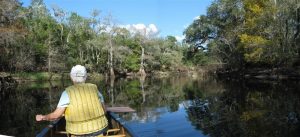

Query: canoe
[36,107,138,137]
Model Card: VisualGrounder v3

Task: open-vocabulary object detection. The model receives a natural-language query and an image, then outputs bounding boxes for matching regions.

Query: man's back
[65,83,108,135]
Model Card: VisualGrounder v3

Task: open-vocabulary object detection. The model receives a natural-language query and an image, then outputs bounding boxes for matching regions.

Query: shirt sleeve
[98,91,104,103]
[57,91,70,108]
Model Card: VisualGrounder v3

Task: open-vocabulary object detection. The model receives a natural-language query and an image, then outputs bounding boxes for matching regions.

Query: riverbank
[0,72,17,86]
[0,72,92,83]
[216,67,300,80]
[149,64,221,78]
[12,72,66,81]
[0,68,213,84]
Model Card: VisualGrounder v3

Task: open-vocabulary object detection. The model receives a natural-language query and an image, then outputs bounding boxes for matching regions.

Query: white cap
[70,65,87,82]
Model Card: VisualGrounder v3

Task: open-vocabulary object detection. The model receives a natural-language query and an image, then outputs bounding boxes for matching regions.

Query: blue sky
[20,0,213,40]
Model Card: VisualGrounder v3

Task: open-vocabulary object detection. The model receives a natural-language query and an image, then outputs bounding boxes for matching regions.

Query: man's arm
[36,91,69,121]
[36,107,66,121]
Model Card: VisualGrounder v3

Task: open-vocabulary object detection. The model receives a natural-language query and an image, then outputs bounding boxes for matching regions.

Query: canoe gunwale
[36,119,62,137]
[36,107,137,137]
[108,112,138,137]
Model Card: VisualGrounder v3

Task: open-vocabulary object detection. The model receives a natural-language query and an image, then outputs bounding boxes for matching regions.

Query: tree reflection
[0,82,64,136]
[184,80,300,137]
[2,76,299,137]
[104,75,223,125]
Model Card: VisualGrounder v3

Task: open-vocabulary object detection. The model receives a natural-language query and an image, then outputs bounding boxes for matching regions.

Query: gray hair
[70,65,87,83]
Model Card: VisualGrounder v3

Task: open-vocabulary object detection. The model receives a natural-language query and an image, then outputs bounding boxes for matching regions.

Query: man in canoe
[36,65,108,137]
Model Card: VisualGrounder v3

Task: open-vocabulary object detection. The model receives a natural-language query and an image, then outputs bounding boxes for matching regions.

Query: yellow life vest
[64,83,108,135]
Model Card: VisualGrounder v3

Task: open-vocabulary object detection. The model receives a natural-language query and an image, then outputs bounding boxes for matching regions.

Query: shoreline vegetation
[0,69,208,82]
[217,67,300,81]
[0,64,219,83]
[1,0,300,84]
[2,64,300,84]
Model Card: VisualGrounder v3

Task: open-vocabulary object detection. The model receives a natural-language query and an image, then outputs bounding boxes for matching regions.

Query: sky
[20,0,213,41]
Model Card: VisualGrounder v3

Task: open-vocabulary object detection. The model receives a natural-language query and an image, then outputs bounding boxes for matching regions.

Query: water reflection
[103,76,223,137]
[0,81,66,136]
[104,77,300,137]
[186,80,300,137]
[0,76,299,137]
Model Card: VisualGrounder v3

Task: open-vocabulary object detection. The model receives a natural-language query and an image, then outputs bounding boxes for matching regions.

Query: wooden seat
[104,128,126,137]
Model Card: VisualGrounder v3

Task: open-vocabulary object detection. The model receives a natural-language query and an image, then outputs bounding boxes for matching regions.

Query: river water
[0,75,299,137]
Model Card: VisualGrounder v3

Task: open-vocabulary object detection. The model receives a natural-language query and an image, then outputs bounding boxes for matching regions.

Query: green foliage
[166,36,177,44]
[1,0,199,74]
[239,34,270,63]
[125,80,143,106]
[10,0,300,74]
[184,0,300,69]
[182,46,211,66]
[184,15,216,47]
[125,54,140,72]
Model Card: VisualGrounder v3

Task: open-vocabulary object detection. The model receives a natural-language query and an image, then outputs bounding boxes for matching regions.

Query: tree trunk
[60,24,68,70]
[48,45,51,74]
[47,37,53,80]
[96,50,100,65]
[92,46,95,60]
[66,30,71,43]
[109,35,115,77]
[60,24,64,43]
[109,76,115,106]
[139,46,146,76]
[79,50,83,64]
[140,75,146,104]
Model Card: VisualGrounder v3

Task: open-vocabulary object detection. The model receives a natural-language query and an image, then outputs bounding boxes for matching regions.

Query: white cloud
[175,35,185,42]
[120,23,159,37]
[132,24,146,31]
[147,24,158,35]
[193,16,200,20]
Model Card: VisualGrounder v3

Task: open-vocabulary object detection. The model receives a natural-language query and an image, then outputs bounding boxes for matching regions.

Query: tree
[0,0,26,71]
[51,5,69,72]
[183,0,299,69]
[184,15,216,50]
[135,29,147,76]
[26,0,61,74]
[101,14,119,77]
[67,12,92,65]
